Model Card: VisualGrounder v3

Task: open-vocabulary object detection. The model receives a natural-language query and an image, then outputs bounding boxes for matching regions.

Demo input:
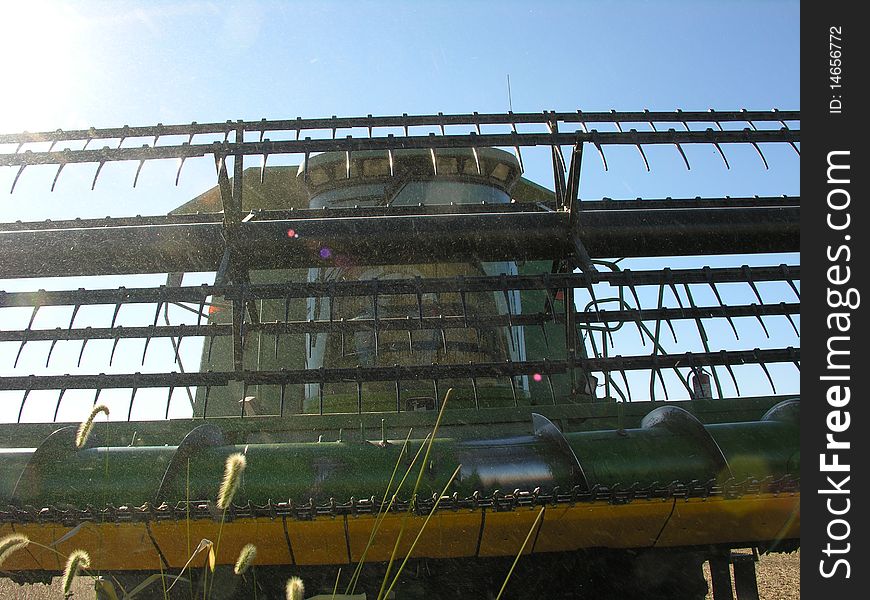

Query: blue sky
[0,1,800,420]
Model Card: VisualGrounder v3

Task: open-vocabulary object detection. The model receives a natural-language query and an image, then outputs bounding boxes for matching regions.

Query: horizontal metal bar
[0,265,800,308]
[0,348,799,392]
[0,302,799,343]
[0,205,799,278]
[0,109,800,147]
[0,128,800,167]
[0,195,799,232]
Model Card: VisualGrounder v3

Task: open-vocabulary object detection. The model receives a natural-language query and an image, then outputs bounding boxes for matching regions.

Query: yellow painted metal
[2,494,799,573]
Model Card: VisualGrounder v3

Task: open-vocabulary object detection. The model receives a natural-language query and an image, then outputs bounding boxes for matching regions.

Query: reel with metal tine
[720,353,741,395]
[438,112,446,137]
[644,109,657,132]
[128,381,139,421]
[433,378,441,411]
[782,304,800,337]
[14,305,40,367]
[50,158,67,192]
[706,130,730,169]
[589,131,608,171]
[53,389,67,422]
[702,267,739,339]
[682,284,709,344]
[751,304,770,339]
[673,365,693,399]
[788,347,801,372]
[545,112,568,172]
[439,321,448,358]
[708,109,725,131]
[357,380,364,415]
[630,130,651,172]
[749,136,770,170]
[663,268,685,310]
[132,153,148,188]
[45,339,59,368]
[406,325,414,353]
[365,113,374,138]
[780,265,801,300]
[197,296,207,327]
[242,382,249,417]
[675,108,690,131]
[260,145,269,184]
[77,334,91,368]
[163,386,175,420]
[741,266,764,304]
[331,115,338,139]
[278,379,287,417]
[395,378,402,413]
[616,359,632,403]
[109,331,122,366]
[173,333,184,365]
[654,283,678,345]
[202,385,212,418]
[624,273,647,346]
[91,158,107,190]
[429,142,438,175]
[93,387,103,407]
[10,163,27,193]
[539,320,550,350]
[174,152,187,186]
[302,149,310,184]
[402,113,410,137]
[68,302,82,330]
[654,362,669,401]
[141,328,154,365]
[257,119,267,143]
[346,145,352,179]
[17,387,32,423]
[471,145,482,175]
[387,146,395,177]
[668,129,691,170]
[753,349,777,393]
[575,110,589,134]
[740,108,758,130]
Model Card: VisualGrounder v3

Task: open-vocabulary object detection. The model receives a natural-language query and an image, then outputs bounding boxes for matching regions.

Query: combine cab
[0,110,799,598]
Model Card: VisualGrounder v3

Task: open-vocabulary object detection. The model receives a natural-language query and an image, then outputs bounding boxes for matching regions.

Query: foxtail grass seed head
[76,404,110,449]
[285,576,305,600]
[234,543,257,575]
[62,549,91,596]
[217,452,247,509]
[0,534,29,566]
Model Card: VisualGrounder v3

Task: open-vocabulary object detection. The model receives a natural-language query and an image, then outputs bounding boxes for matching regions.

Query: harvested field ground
[2,550,799,599]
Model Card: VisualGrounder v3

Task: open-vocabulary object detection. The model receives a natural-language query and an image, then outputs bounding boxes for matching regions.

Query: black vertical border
[802,2,868,596]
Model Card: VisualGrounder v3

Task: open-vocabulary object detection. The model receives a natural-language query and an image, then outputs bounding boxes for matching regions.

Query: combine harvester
[0,110,799,598]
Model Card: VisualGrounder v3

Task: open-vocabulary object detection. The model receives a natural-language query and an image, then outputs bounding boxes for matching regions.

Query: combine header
[0,110,799,598]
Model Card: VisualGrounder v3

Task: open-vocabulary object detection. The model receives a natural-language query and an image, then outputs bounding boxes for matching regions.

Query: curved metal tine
[202,385,212,418]
[683,284,709,344]
[415,278,425,328]
[91,160,107,190]
[174,155,187,186]
[472,146,482,175]
[128,385,138,421]
[669,131,691,170]
[502,286,516,353]
[346,148,352,179]
[17,388,32,423]
[10,164,26,194]
[165,386,174,420]
[591,133,608,171]
[704,274,738,339]
[14,304,38,366]
[77,337,90,368]
[722,357,740,396]
[153,300,164,326]
[657,282,678,345]
[625,277,646,346]
[173,334,184,365]
[631,131,650,172]
[575,110,589,134]
[655,366,669,401]
[430,146,438,176]
[331,115,338,140]
[752,304,770,339]
[13,340,28,368]
[708,109,725,131]
[110,301,123,329]
[755,353,777,393]
[50,162,66,191]
[388,147,395,177]
[438,111,446,137]
[740,108,758,130]
[750,140,770,170]
[617,366,632,403]
[110,333,122,366]
[782,305,800,337]
[258,119,267,143]
[67,304,81,330]
[539,321,550,350]
[545,112,568,172]
[318,379,325,416]
[440,326,448,358]
[260,149,269,184]
[45,339,59,367]
[53,389,67,422]
[741,266,764,304]
[644,108,658,132]
[673,366,693,398]
[506,375,518,407]
[133,157,146,188]
[141,330,153,365]
[711,140,730,169]
[788,141,801,156]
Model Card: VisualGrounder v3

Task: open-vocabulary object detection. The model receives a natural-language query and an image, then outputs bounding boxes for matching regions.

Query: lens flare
[532,373,543,382]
